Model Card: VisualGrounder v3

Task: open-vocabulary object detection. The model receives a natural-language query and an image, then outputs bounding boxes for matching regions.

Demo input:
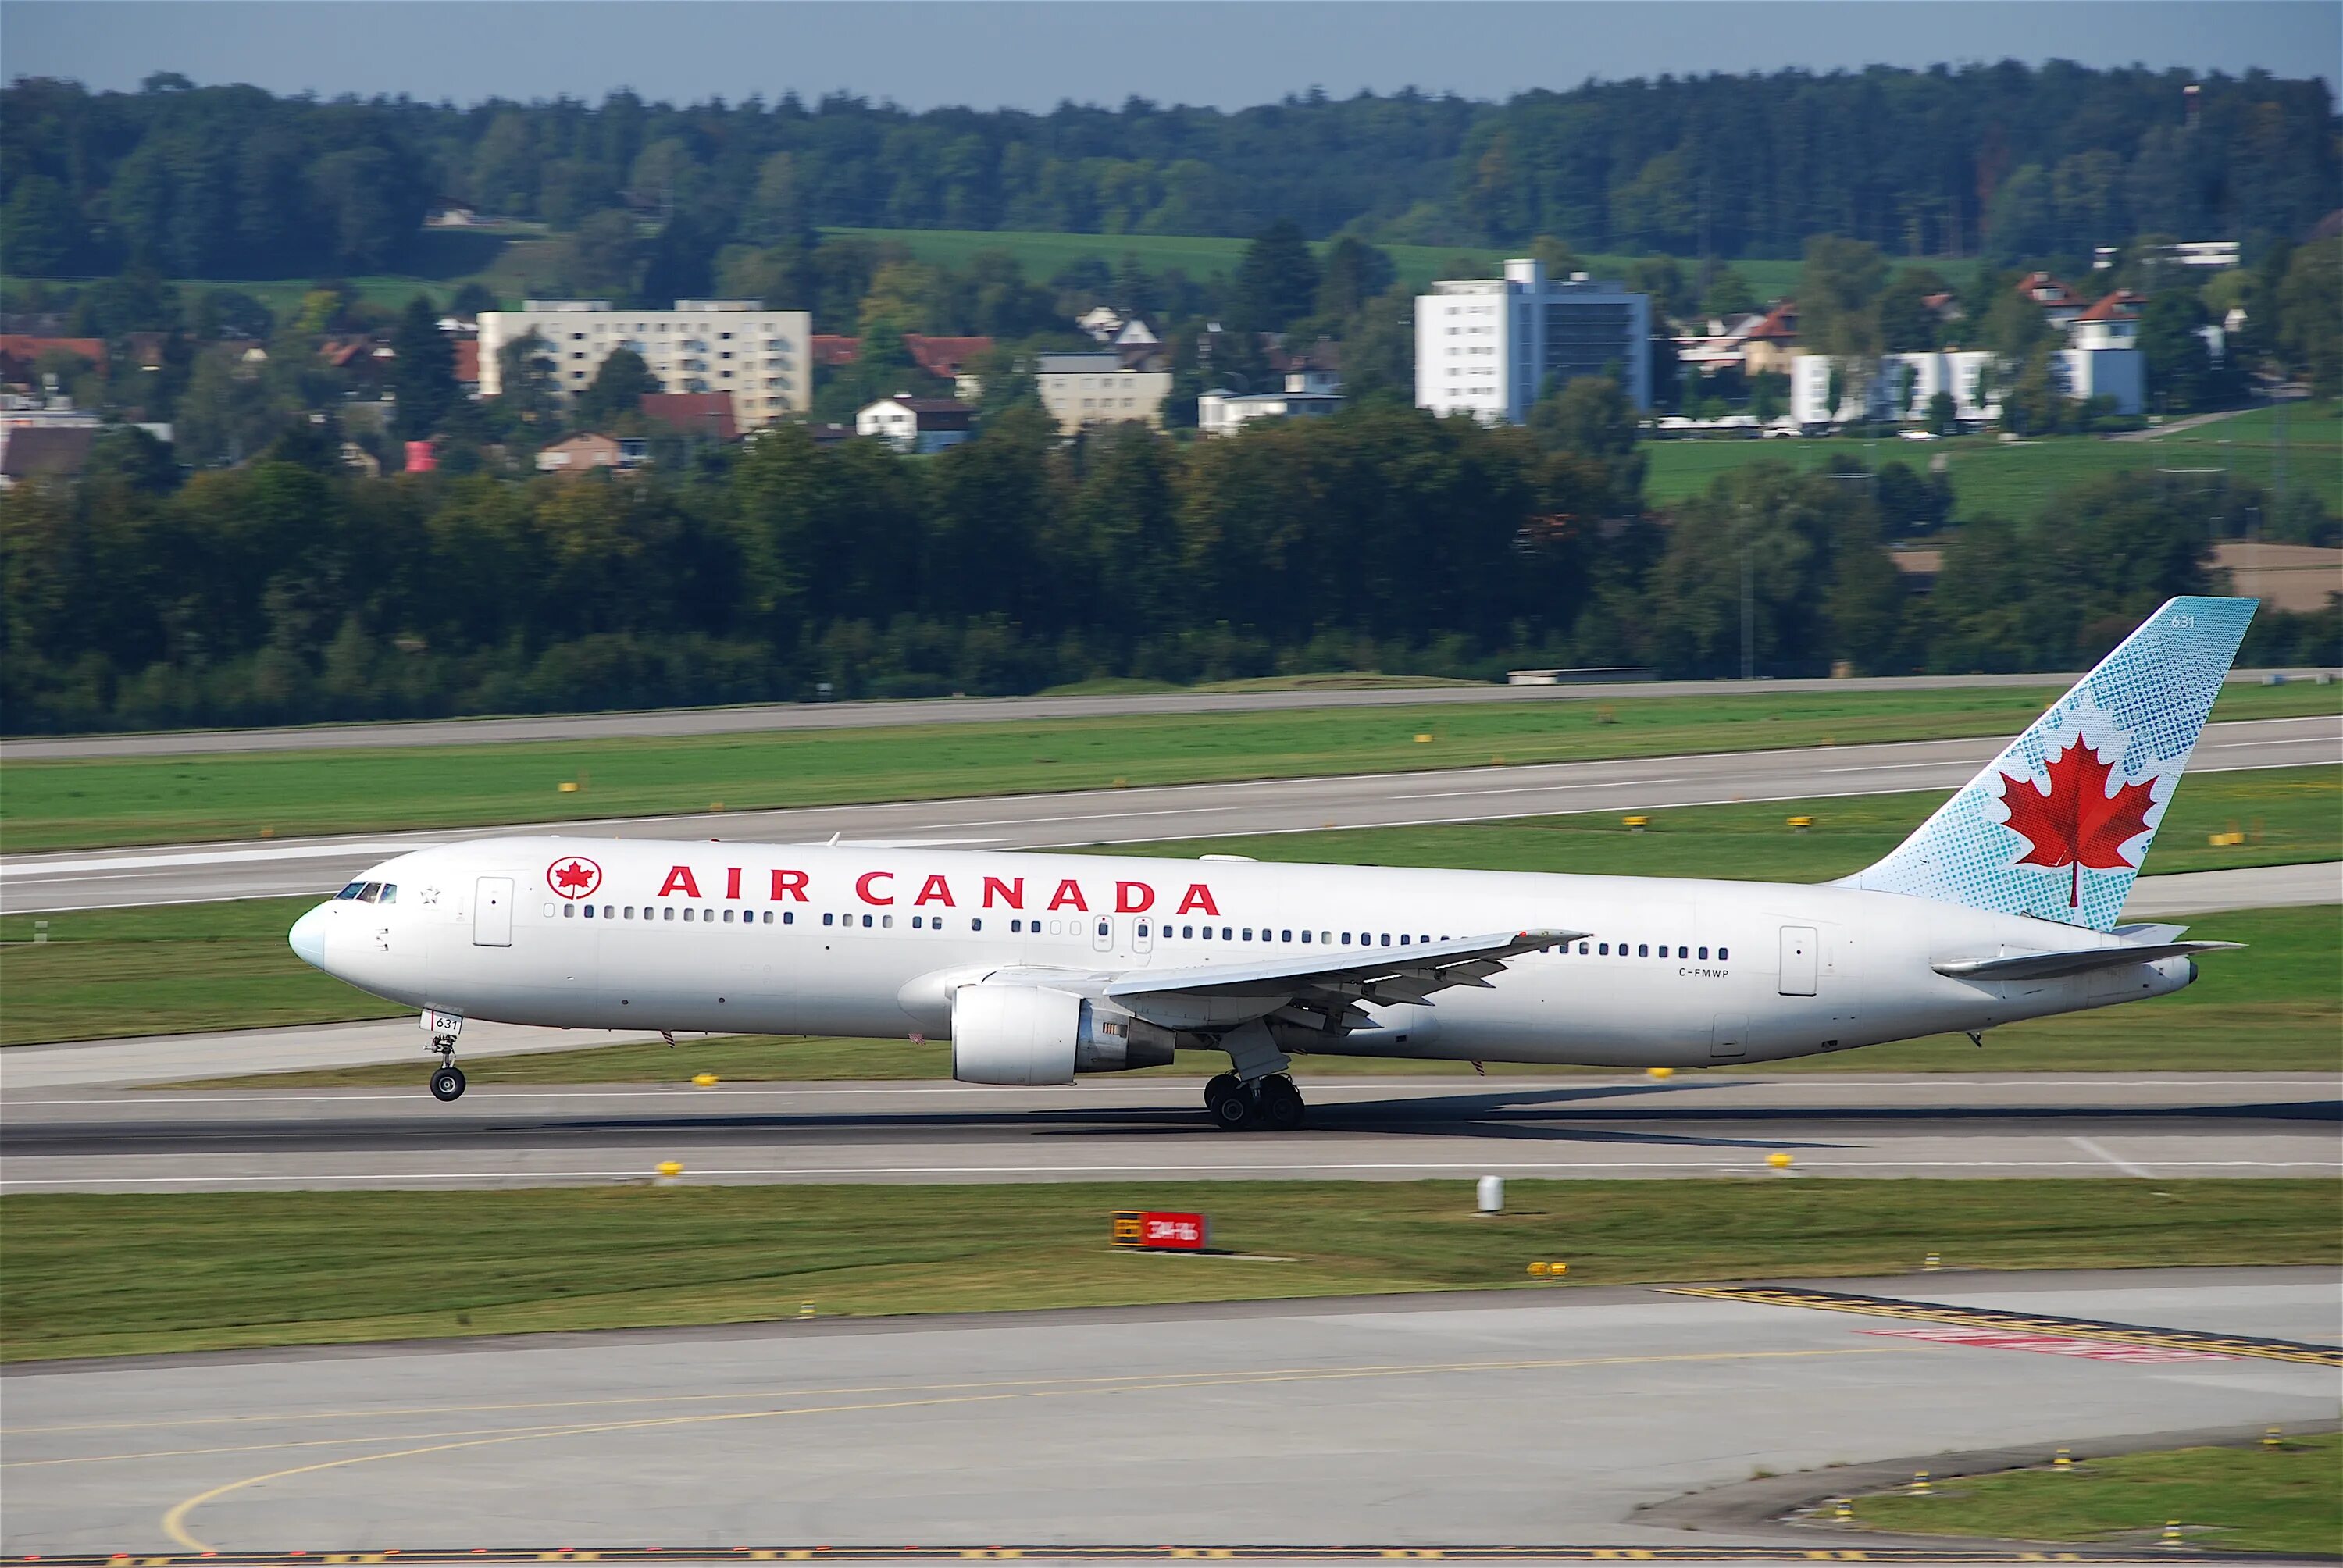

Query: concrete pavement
[2,1267,2333,1552]
[12,667,2334,760]
[7,715,2335,912]
[5,1073,2334,1190]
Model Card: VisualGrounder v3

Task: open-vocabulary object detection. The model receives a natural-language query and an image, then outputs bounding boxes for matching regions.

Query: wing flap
[1935,940,2241,982]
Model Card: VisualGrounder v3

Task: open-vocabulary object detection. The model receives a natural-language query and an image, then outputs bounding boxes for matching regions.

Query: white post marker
[1477,1175,1504,1214]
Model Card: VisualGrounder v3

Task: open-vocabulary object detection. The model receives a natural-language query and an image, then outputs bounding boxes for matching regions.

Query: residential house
[1739,302,1800,376]
[1077,305,1125,343]
[855,395,975,454]
[639,390,739,442]
[906,335,995,400]
[2016,273,2089,332]
[811,334,861,368]
[1035,352,1173,433]
[0,423,98,488]
[535,432,642,472]
[1199,372,1343,436]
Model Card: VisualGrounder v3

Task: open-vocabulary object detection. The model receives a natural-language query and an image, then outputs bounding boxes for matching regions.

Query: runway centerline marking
[155,1345,1910,1550]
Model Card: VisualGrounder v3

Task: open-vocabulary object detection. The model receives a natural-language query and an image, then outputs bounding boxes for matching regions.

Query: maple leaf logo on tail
[1995,736,2161,909]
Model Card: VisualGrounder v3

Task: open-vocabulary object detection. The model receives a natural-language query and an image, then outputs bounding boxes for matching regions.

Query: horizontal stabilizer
[1934,941,2240,982]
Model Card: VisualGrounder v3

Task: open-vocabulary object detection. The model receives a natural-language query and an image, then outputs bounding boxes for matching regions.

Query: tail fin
[1837,596,2257,931]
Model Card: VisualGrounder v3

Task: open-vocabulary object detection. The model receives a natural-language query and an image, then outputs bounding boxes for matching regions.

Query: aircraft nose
[288,903,331,969]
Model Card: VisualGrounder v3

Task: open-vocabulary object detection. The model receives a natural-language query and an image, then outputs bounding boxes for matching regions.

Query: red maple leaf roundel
[1996,738,2159,908]
[549,857,602,899]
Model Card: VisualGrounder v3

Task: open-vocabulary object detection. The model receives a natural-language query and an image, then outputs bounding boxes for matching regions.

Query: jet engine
[950,984,1175,1085]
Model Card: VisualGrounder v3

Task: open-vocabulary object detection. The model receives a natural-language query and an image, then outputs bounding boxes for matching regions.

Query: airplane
[291,597,2256,1129]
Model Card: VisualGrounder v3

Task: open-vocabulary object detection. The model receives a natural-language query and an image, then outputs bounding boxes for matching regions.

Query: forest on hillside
[4,62,2335,285]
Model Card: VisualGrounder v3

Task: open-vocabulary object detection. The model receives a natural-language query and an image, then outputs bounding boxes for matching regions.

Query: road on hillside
[10,667,2335,760]
[4,715,2334,913]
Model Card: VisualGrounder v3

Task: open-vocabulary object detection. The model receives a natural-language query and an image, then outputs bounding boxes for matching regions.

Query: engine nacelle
[950,985,1175,1085]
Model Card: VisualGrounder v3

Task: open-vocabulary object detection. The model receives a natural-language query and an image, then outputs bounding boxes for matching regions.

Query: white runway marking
[2070,1135,2158,1178]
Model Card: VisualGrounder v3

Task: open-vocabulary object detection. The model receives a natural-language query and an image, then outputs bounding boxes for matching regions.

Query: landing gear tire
[1205,1078,1257,1131]
[1257,1074,1305,1131]
[430,1064,467,1102]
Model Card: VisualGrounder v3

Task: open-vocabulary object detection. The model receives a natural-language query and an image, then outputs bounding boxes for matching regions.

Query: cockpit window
[377,885,396,904]
[337,882,366,900]
[357,882,383,903]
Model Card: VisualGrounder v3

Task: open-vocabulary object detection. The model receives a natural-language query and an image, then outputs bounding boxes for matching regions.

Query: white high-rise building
[1415,260,1652,424]
[478,298,811,430]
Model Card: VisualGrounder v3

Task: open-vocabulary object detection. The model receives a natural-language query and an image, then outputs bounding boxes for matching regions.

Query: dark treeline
[4,63,2333,280]
[4,402,2331,734]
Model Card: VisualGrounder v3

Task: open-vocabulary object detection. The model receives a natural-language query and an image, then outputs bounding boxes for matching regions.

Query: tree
[740,151,811,247]
[1699,265,1757,320]
[1876,267,1948,353]
[1799,237,1888,362]
[1339,285,1416,402]
[1230,220,1319,335]
[2277,240,2342,397]
[1624,255,1692,324]
[558,209,644,300]
[572,347,659,428]
[3,175,79,276]
[2138,290,2213,413]
[390,295,458,441]
[495,329,561,427]
[1314,237,1395,321]
[1925,389,1957,436]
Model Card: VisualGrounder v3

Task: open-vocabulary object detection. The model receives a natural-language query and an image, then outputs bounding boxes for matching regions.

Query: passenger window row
[1565,940,1728,960]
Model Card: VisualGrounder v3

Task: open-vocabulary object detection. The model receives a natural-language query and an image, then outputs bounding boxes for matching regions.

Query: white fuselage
[294,836,2195,1069]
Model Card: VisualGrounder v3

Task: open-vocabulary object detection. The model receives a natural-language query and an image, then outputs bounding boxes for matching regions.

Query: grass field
[1849,1433,2341,1555]
[1642,399,2343,520]
[12,765,2331,1049]
[165,902,2341,1086]
[823,227,1809,301]
[111,228,1810,327]
[3,1178,2331,1362]
[8,682,2334,853]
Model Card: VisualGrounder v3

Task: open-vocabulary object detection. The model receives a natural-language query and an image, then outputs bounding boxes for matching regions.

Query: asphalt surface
[5,1074,2335,1191]
[7,715,2336,912]
[3,1267,2334,1552]
[13,668,2334,759]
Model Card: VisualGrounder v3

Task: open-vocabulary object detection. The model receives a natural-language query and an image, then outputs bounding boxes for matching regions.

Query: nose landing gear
[429,1033,466,1102]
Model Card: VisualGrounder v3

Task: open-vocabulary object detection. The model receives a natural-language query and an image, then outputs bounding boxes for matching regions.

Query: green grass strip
[5,682,2332,853]
[1849,1432,2342,1555]
[4,1179,2334,1363]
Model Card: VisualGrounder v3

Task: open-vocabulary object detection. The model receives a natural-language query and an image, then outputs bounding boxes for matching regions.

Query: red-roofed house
[811,335,861,368]
[452,338,481,392]
[639,390,740,441]
[2017,272,2088,329]
[906,334,993,397]
[1742,301,1801,375]
[2071,290,2145,350]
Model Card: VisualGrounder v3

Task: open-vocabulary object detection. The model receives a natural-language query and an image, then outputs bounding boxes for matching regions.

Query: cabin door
[473,877,514,947]
[1778,926,1817,996]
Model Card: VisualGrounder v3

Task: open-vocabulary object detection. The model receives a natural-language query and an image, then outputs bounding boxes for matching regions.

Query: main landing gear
[1204,1072,1304,1131]
[429,1034,466,1102]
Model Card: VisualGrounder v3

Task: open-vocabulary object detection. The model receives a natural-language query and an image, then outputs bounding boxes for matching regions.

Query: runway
[2,1267,2334,1552]
[16,667,2332,761]
[6,715,2336,911]
[5,1074,2335,1191]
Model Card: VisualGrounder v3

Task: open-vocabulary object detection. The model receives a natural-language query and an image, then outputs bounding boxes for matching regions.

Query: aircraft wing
[1933,940,2240,982]
[1102,928,1583,1031]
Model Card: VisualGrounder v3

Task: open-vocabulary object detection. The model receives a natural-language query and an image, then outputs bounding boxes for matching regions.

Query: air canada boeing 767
[291,597,2256,1129]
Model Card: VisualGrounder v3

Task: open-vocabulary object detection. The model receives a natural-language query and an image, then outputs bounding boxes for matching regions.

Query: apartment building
[478,298,811,429]
[1415,259,1652,423]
